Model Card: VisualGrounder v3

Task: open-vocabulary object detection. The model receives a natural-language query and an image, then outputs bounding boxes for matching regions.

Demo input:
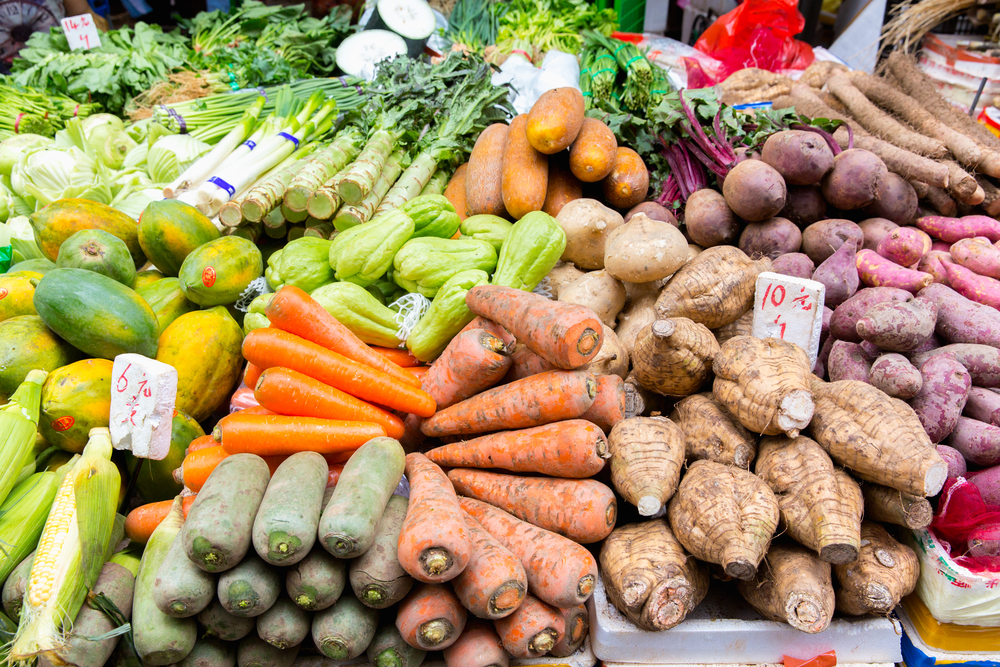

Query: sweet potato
[569,117,617,183]
[812,238,858,307]
[723,159,787,222]
[501,115,548,220]
[737,541,836,634]
[604,214,689,283]
[947,416,1000,466]
[964,386,1000,426]
[833,522,918,616]
[554,199,623,270]
[855,297,937,352]
[602,147,649,210]
[911,343,1000,387]
[684,189,739,247]
[466,124,509,218]
[821,149,888,210]
[738,217,802,260]
[632,318,720,397]
[862,173,918,225]
[670,392,757,468]
[772,253,815,279]
[910,354,972,443]
[761,130,834,185]
[802,219,864,265]
[917,251,952,285]
[830,287,912,342]
[943,261,1000,309]
[916,215,1000,243]
[869,354,923,399]
[860,217,899,251]
[827,341,873,384]
[917,283,1000,347]
[877,227,931,267]
[558,270,625,328]
[856,250,934,293]
[969,465,1000,505]
[951,236,1000,279]
[780,185,827,226]
[936,444,968,478]
[526,88,585,154]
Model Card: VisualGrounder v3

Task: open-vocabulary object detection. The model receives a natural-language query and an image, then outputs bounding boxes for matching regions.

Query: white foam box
[588,574,901,665]
[896,603,1000,667]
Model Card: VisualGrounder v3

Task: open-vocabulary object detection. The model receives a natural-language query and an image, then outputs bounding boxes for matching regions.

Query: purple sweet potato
[859,218,899,251]
[859,340,881,359]
[911,344,1000,388]
[812,239,859,308]
[943,262,1000,309]
[821,149,888,210]
[916,215,1000,243]
[947,416,1000,466]
[772,253,815,279]
[869,353,923,399]
[862,173,918,226]
[917,283,1000,347]
[931,240,951,252]
[910,334,942,355]
[968,521,1000,558]
[877,227,931,268]
[738,217,801,259]
[829,287,913,343]
[684,188,739,247]
[950,237,1000,279]
[856,250,934,293]
[969,465,1000,505]
[780,185,827,227]
[936,444,967,478]
[910,354,972,443]
[963,387,1000,426]
[822,306,833,339]
[801,219,865,265]
[817,335,834,379]
[855,297,937,352]
[827,340,874,383]
[917,251,952,286]
[722,160,787,222]
[761,130,835,185]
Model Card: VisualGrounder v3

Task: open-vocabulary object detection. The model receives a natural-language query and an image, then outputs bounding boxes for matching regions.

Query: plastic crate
[599,0,647,33]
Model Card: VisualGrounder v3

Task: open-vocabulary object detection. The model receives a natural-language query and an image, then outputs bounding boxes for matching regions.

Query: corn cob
[0,370,47,509]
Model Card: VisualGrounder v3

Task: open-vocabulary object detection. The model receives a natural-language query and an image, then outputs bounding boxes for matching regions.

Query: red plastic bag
[932,477,1000,573]
[690,0,814,85]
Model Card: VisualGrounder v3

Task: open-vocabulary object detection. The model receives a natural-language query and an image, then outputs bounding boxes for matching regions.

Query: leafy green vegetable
[495,0,617,56]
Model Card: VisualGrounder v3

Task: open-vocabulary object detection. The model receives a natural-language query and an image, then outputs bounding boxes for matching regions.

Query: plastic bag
[931,477,1000,574]
[691,0,814,85]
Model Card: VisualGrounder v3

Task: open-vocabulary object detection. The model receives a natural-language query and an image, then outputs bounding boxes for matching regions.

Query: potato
[862,172,918,225]
[558,269,626,327]
[624,277,670,303]
[859,217,899,251]
[801,219,864,265]
[780,185,827,227]
[569,117,617,183]
[761,130,834,185]
[685,189,739,247]
[581,324,629,378]
[625,201,678,226]
[738,217,801,260]
[722,160,787,222]
[602,147,649,209]
[543,261,587,299]
[526,88,585,154]
[555,199,624,270]
[604,213,689,283]
[821,149,888,210]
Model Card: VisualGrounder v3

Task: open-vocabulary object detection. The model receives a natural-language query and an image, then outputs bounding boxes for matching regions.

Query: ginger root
[608,417,686,517]
[632,318,720,397]
[670,393,757,468]
[833,521,919,615]
[737,541,836,634]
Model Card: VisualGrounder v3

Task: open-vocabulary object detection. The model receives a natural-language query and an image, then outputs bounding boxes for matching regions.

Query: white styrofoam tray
[588,573,903,665]
[896,603,1000,665]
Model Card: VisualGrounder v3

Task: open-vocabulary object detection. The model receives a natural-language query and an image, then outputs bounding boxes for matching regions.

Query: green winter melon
[55,229,137,287]
[178,236,263,307]
[138,200,221,276]
[126,409,205,501]
[137,277,199,335]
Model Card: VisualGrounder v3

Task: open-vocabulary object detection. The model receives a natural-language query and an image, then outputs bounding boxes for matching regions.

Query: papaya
[156,307,243,421]
[0,275,36,321]
[29,198,144,267]
[126,409,205,501]
[33,268,159,360]
[7,258,54,276]
[138,200,221,277]
[0,315,80,396]
[55,229,137,287]
[135,270,165,290]
[137,277,199,335]
[178,237,263,307]
[38,358,113,454]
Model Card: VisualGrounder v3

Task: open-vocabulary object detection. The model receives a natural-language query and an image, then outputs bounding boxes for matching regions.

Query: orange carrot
[177,445,229,492]
[503,344,557,383]
[373,346,422,367]
[254,367,405,439]
[244,363,263,388]
[443,621,507,667]
[266,285,420,387]
[493,593,566,659]
[581,374,642,432]
[550,605,589,658]
[397,453,472,583]
[407,366,430,380]
[460,498,598,608]
[465,285,604,369]
[400,413,426,453]
[124,496,196,544]
[187,434,217,454]
[396,583,468,650]
[420,370,596,437]
[422,329,512,410]
[425,420,609,478]
[214,413,384,456]
[243,328,437,417]
[327,464,344,487]
[453,513,527,619]
[461,316,515,346]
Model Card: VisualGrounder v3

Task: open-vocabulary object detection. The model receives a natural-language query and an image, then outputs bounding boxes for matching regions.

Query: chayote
[265,236,335,293]
[392,237,497,298]
[243,292,274,336]
[328,209,414,287]
[492,210,567,291]
[310,281,403,348]
[406,269,490,361]
[460,214,514,253]
[401,194,462,239]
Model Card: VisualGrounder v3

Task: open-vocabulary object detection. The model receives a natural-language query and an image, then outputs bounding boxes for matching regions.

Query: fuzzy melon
[126,409,205,501]
[55,229,137,287]
[39,358,113,453]
[138,200,221,276]
[0,315,80,396]
[178,236,263,306]
[29,198,144,266]
[0,275,36,321]
[137,277,199,335]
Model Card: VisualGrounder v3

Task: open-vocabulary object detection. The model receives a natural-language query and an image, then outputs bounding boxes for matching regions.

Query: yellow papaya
[135,270,165,290]
[137,277,199,335]
[39,358,113,454]
[0,316,80,397]
[178,236,263,306]
[29,198,144,266]
[126,409,204,502]
[0,276,36,321]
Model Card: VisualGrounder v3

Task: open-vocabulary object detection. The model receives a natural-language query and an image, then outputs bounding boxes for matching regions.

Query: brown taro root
[632,318,720,397]
[600,519,709,631]
[755,436,863,564]
[608,417,686,516]
[667,460,780,580]
[860,483,932,530]
[736,541,836,634]
[833,521,919,616]
[713,309,754,345]
[712,336,815,438]
[655,246,772,329]
[670,393,756,468]
[809,377,948,497]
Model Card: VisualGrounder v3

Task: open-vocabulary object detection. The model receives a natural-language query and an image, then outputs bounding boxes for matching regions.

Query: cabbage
[88,124,138,170]
[5,215,42,260]
[122,142,149,171]
[82,114,125,133]
[11,146,112,210]
[0,134,53,178]
[146,134,211,184]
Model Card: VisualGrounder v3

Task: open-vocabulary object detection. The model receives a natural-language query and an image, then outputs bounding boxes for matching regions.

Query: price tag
[751,272,825,367]
[109,354,178,461]
[61,14,102,51]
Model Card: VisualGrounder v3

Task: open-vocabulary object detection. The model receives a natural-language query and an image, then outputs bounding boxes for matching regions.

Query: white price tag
[61,14,101,51]
[751,272,826,367]
[110,354,178,461]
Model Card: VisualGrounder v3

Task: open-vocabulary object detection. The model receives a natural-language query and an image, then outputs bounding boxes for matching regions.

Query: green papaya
[137,277,199,335]
[138,200,221,276]
[126,410,205,501]
[178,236,263,307]
[55,229,137,287]
[0,315,80,398]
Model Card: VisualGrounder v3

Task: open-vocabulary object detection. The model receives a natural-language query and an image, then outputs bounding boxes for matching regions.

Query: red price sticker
[61,14,102,51]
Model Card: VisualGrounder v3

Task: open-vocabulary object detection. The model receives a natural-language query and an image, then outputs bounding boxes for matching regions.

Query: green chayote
[243,292,274,336]
[328,209,414,287]
[459,214,514,253]
[401,194,462,239]
[392,237,497,298]
[492,210,567,291]
[265,236,334,293]
[310,282,403,348]
[406,269,490,361]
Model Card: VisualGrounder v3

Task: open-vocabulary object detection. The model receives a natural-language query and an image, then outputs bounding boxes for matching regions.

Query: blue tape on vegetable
[243,140,256,150]
[167,108,187,133]
[207,177,236,197]
[278,132,300,148]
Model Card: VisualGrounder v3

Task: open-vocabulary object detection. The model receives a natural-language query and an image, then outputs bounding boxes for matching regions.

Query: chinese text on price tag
[109,354,177,460]
[751,272,825,367]
[61,14,102,51]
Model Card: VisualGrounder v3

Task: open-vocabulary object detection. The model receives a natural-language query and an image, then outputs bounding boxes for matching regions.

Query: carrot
[400,413,426,453]
[453,513,527,619]
[395,583,468,650]
[214,413,385,456]
[265,285,420,388]
[443,621,508,667]
[243,328,436,417]
[244,363,263,389]
[459,498,598,608]
[493,593,565,659]
[124,496,196,544]
[503,344,557,383]
[465,285,603,369]
[420,370,597,437]
[425,420,609,478]
[327,464,344,488]
[550,604,589,658]
[254,367,405,439]
[422,329,512,410]
[461,316,515,346]
[187,434,217,455]
[449,469,616,544]
[580,374,642,432]
[407,366,429,380]
[397,453,472,583]
[373,347,422,367]
[179,445,229,492]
